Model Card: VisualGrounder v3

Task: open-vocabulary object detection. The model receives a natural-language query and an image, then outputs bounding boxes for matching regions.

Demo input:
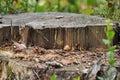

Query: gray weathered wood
[1,12,109,49]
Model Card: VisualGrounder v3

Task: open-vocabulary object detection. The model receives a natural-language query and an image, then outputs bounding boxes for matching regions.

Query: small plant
[102,19,117,80]
[103,19,116,65]
[50,74,81,80]
[50,74,57,80]
[6,66,14,80]
[7,66,12,74]
[73,76,80,80]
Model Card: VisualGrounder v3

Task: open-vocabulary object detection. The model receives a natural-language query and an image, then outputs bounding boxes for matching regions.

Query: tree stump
[1,12,108,50]
[0,12,119,80]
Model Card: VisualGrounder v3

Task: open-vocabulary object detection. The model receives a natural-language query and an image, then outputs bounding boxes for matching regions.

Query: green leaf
[107,25,113,31]
[109,45,116,51]
[50,74,57,80]
[68,0,77,4]
[73,77,80,80]
[98,77,104,80]
[36,6,45,12]
[82,8,94,15]
[102,39,110,45]
[107,32,115,40]
[106,19,113,31]
[87,0,96,5]
[108,59,115,65]
[7,66,12,74]
[108,67,116,73]
[106,19,111,24]
[107,51,114,59]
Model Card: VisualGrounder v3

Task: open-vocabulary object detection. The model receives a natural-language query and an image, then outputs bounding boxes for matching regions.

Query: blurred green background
[0,0,120,21]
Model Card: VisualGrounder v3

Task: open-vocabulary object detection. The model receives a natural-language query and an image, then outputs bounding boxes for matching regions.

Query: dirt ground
[0,42,120,79]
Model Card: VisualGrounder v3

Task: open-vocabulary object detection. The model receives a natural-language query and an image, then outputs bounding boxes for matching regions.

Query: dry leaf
[63,45,71,51]
[12,40,26,50]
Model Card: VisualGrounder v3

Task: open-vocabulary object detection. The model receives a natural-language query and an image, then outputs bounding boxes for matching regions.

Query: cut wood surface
[1,12,109,49]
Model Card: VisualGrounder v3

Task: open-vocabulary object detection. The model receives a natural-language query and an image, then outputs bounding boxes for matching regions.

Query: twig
[32,69,41,80]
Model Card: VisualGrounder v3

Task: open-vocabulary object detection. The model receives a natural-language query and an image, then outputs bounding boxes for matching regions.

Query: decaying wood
[0,25,11,45]
[1,12,110,50]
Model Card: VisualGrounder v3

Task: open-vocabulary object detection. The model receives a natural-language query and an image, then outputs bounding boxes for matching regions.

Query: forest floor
[0,42,120,79]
